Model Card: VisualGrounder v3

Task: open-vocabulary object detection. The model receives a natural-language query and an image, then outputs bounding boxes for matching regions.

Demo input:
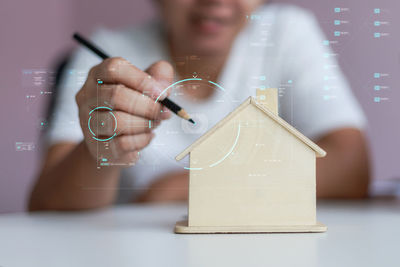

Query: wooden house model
[174,89,327,233]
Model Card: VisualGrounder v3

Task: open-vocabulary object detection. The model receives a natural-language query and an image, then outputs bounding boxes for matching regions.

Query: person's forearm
[316,129,370,198]
[29,142,121,211]
[316,156,369,198]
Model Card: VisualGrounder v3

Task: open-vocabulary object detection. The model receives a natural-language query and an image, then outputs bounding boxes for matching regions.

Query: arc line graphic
[155,78,202,103]
[88,116,95,136]
[184,167,203,170]
[154,78,226,103]
[152,77,228,170]
[208,80,225,91]
[209,124,241,168]
[89,106,112,115]
[92,133,116,142]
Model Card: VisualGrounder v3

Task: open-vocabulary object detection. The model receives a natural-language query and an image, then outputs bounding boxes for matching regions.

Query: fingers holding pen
[95,84,165,120]
[89,110,161,136]
[91,57,171,101]
[76,56,176,166]
[146,61,175,119]
[146,60,174,95]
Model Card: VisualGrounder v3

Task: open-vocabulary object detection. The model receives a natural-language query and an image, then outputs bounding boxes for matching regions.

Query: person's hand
[75,58,173,166]
[135,170,189,203]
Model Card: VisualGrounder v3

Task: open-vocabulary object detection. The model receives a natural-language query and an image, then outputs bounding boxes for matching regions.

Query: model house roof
[176,97,326,161]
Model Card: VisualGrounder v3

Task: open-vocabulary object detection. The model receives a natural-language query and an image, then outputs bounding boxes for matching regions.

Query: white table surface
[0,199,399,267]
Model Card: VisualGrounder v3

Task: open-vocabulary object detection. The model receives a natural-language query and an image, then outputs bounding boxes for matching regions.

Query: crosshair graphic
[88,106,117,142]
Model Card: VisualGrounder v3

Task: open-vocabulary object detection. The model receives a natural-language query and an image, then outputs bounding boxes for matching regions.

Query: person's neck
[168,40,231,100]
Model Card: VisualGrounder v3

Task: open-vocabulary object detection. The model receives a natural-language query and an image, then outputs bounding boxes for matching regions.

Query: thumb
[146,61,174,119]
[146,60,174,99]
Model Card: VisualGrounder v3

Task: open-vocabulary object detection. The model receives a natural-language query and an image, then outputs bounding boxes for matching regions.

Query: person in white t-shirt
[29,0,370,210]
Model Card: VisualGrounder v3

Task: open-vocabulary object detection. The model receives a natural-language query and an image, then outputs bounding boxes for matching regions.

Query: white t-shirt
[48,4,366,203]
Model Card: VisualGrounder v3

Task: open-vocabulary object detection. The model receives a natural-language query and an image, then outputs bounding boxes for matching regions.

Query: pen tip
[188,119,195,125]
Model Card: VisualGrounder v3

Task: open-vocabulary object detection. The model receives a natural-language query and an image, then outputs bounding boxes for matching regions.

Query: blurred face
[158,0,264,56]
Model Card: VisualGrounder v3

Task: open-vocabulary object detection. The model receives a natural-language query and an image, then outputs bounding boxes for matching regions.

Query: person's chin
[189,36,232,56]
[187,21,235,56]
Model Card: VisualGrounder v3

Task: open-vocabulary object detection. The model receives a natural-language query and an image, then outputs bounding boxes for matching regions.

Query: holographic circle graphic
[154,78,225,103]
[88,106,117,142]
[152,77,241,171]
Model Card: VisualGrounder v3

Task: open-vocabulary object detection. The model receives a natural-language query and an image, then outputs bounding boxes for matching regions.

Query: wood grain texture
[175,93,327,233]
[256,88,278,115]
[188,104,317,227]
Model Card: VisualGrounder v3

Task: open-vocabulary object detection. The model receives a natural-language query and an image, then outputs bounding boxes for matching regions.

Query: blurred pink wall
[0,0,399,213]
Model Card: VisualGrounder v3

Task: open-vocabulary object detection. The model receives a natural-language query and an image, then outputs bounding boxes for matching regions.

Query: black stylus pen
[73,32,195,124]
